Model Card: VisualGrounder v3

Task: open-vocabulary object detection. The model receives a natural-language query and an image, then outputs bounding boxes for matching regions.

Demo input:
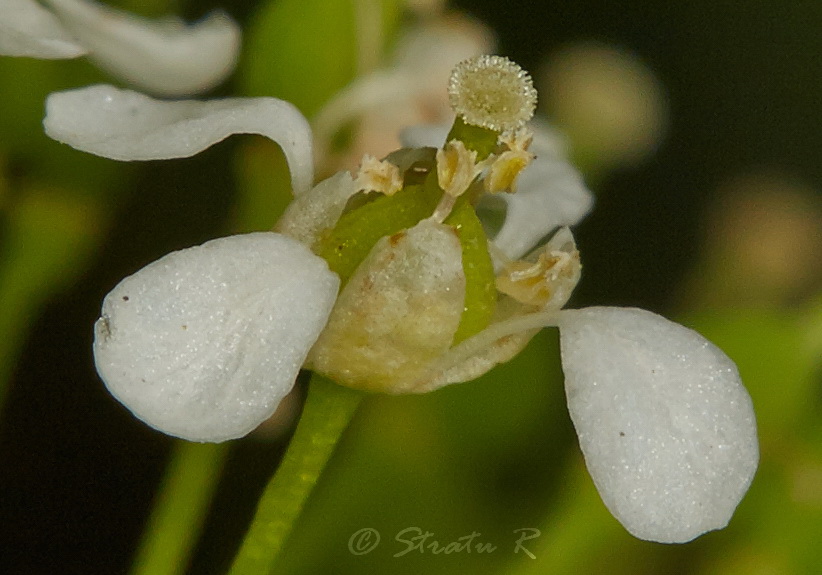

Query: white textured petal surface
[489,123,593,260]
[45,0,240,96]
[0,0,86,58]
[558,307,758,543]
[44,85,314,194]
[93,233,339,442]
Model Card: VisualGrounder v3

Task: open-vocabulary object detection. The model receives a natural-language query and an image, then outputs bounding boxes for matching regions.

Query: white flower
[0,0,240,96]
[30,45,756,545]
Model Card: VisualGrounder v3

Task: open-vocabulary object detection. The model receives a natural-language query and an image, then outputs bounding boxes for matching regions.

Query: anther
[356,155,403,196]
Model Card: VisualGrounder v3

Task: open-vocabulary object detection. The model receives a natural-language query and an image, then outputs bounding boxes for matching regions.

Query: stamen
[496,245,581,308]
[436,140,481,198]
[500,128,534,153]
[448,55,538,132]
[431,140,483,222]
[485,129,535,193]
[356,154,403,196]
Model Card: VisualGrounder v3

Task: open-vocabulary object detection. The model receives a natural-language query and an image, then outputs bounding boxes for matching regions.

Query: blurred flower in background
[681,170,822,309]
[537,41,668,177]
[313,9,495,174]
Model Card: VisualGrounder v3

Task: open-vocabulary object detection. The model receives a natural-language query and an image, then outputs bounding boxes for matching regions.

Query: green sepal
[316,185,497,343]
[316,184,440,284]
[446,200,497,343]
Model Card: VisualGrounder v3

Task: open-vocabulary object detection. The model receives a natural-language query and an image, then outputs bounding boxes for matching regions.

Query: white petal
[44,0,240,96]
[488,122,594,260]
[44,84,314,194]
[93,233,339,442]
[0,0,86,58]
[557,307,758,543]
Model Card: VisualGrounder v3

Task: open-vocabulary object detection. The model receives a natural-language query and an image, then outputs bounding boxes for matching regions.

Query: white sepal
[44,84,314,194]
[557,306,758,543]
[44,0,240,96]
[93,233,339,442]
[0,0,86,58]
[275,171,361,247]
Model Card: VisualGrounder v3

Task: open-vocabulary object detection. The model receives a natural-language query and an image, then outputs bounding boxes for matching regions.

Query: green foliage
[241,0,356,116]
[241,0,401,118]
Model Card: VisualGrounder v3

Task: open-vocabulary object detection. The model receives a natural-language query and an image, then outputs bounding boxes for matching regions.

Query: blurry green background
[1,0,820,574]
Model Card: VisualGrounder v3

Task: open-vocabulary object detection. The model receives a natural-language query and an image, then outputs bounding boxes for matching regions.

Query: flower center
[297,55,546,392]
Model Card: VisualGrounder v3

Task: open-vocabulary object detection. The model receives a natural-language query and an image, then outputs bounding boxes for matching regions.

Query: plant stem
[227,374,363,575]
[131,441,229,575]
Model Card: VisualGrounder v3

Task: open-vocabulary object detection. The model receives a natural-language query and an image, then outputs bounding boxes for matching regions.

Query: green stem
[227,374,363,575]
[131,441,229,575]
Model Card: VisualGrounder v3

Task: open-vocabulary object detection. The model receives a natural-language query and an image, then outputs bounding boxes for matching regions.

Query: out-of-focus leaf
[504,459,628,575]
[241,0,358,117]
[0,56,104,152]
[0,185,104,410]
[241,0,401,118]
[268,331,574,575]
[804,296,822,364]
[274,390,507,575]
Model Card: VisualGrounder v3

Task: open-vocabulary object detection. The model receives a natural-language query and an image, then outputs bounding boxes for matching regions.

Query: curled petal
[44,0,240,96]
[488,122,593,260]
[0,0,86,58]
[93,233,339,442]
[557,307,758,542]
[44,84,314,194]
